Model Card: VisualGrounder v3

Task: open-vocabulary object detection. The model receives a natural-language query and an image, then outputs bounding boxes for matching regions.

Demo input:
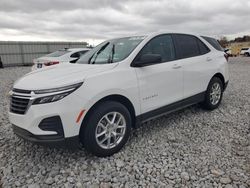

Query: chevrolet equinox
[9,32,229,157]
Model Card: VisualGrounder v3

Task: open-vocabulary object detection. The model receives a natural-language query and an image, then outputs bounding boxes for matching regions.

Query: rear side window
[173,34,200,59]
[201,36,224,51]
[138,34,176,63]
[197,39,210,55]
[241,48,249,50]
[46,50,71,57]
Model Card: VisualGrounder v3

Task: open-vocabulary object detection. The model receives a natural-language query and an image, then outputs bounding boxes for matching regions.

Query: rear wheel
[202,77,223,110]
[81,101,131,157]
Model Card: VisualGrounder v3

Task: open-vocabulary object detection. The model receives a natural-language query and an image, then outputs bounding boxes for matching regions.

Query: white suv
[9,32,229,157]
[240,47,250,56]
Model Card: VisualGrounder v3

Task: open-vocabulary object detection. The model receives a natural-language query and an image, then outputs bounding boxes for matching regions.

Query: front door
[134,34,183,114]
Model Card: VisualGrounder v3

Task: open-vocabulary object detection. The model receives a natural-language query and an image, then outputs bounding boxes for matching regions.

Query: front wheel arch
[79,94,136,143]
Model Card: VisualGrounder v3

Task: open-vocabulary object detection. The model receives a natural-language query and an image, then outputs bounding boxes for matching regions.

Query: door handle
[172,64,182,69]
[206,57,212,62]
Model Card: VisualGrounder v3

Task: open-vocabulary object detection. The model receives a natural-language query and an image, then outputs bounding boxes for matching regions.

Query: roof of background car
[67,48,90,52]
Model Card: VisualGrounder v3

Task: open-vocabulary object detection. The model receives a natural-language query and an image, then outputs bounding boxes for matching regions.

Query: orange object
[76,110,85,123]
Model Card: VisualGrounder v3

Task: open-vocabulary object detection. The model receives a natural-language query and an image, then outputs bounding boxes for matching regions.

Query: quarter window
[138,35,175,63]
[197,39,210,55]
[201,36,224,51]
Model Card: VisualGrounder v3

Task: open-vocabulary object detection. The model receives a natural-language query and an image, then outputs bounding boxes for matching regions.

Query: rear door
[172,34,212,98]
[134,34,183,114]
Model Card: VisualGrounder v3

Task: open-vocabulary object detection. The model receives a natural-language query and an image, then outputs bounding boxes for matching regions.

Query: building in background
[0,41,88,67]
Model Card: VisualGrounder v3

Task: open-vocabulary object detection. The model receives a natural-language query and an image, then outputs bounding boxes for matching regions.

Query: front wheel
[202,77,223,110]
[81,101,131,157]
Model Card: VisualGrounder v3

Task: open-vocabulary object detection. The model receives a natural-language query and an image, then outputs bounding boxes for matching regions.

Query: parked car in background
[9,32,229,157]
[32,48,90,70]
[240,47,250,56]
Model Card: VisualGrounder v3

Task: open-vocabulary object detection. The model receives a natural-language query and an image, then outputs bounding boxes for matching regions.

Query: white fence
[0,41,88,67]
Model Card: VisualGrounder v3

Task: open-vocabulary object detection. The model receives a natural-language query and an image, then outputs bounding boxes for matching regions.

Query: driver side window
[139,35,176,63]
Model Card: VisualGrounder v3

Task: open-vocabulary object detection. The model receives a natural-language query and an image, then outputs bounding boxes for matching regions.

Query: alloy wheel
[209,82,221,105]
[95,112,126,149]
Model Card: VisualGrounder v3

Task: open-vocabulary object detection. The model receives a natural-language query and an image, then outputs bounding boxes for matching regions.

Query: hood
[14,63,118,90]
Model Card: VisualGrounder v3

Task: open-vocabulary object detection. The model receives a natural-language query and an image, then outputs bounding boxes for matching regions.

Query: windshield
[77,36,145,64]
[45,49,71,57]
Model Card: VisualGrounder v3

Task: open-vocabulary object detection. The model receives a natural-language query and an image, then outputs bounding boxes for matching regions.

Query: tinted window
[201,36,224,51]
[197,39,210,55]
[46,50,71,57]
[173,34,200,58]
[138,35,175,63]
[241,48,249,50]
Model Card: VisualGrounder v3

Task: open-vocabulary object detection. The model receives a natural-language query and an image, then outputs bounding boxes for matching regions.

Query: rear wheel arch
[79,94,136,140]
[210,73,225,90]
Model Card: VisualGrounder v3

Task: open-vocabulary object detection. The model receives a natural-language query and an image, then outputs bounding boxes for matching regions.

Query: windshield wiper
[88,42,110,64]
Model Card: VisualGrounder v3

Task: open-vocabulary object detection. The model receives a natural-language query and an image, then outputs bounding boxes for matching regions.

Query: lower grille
[38,116,64,138]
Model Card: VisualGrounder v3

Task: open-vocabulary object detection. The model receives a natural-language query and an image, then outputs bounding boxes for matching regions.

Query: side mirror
[133,54,162,67]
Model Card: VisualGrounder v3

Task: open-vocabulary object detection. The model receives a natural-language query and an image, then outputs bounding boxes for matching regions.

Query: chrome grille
[12,88,31,94]
[10,90,32,115]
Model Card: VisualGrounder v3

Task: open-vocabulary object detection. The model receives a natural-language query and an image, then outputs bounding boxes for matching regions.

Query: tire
[245,52,250,57]
[202,77,223,110]
[81,101,131,157]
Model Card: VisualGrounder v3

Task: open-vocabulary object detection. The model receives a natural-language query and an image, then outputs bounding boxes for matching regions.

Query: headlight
[33,82,83,105]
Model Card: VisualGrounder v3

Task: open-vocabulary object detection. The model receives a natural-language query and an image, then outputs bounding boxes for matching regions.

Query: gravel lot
[0,57,250,188]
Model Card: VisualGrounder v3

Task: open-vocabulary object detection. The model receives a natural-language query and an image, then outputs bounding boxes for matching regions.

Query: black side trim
[136,92,205,124]
[12,125,79,149]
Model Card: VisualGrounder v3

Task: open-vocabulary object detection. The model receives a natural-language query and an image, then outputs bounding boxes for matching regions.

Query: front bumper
[9,91,85,138]
[12,124,79,148]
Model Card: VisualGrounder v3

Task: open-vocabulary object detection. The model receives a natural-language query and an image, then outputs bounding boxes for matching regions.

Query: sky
[0,0,250,45]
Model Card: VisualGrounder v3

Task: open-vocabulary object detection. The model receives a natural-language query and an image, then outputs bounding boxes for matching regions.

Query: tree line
[219,35,250,48]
